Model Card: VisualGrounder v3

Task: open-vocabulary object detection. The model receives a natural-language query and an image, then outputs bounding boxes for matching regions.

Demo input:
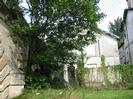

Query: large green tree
[108,17,124,38]
[108,17,124,47]
[8,0,104,74]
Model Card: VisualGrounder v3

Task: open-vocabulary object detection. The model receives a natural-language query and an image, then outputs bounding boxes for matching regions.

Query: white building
[84,31,120,68]
[119,0,133,64]
[64,31,120,84]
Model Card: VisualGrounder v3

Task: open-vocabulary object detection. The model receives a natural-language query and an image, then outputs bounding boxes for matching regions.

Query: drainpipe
[98,40,101,57]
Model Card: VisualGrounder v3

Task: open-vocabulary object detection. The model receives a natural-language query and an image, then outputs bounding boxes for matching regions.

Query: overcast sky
[98,0,127,32]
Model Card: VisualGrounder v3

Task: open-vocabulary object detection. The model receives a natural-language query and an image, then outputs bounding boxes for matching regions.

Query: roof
[123,8,133,24]
[102,31,119,39]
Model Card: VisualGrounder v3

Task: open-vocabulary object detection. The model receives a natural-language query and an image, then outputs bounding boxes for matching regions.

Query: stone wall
[84,67,120,87]
[0,18,25,99]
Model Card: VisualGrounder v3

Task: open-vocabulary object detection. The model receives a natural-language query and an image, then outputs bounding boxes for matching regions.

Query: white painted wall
[84,33,120,68]
[99,35,119,57]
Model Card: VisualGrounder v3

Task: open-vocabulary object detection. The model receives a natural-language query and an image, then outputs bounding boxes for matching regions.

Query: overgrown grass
[14,88,133,99]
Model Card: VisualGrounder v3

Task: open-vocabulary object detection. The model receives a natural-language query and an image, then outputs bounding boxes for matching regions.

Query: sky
[98,0,127,32]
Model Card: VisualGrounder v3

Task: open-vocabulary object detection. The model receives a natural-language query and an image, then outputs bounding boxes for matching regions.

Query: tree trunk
[26,45,32,74]
[26,34,35,74]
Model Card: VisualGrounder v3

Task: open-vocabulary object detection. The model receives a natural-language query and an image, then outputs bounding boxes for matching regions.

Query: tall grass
[14,88,133,99]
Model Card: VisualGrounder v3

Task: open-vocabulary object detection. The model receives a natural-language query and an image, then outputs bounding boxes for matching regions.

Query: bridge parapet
[0,15,25,99]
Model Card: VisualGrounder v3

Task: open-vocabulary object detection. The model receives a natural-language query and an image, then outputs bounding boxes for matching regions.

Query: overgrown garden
[5,0,133,98]
[8,0,104,89]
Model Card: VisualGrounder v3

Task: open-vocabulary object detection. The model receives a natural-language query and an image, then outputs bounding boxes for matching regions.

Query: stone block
[0,87,9,99]
[0,44,4,58]
[10,72,25,86]
[0,65,11,82]
[8,71,25,98]
[9,86,24,98]
[0,75,11,92]
[0,55,7,71]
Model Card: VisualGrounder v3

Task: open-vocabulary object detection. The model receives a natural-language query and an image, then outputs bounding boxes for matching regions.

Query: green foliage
[76,50,90,68]
[8,0,104,88]
[8,20,30,46]
[8,0,104,72]
[50,69,65,89]
[127,83,133,90]
[108,17,123,38]
[100,55,111,86]
[75,50,89,87]
[101,55,106,67]
[75,67,89,87]
[14,88,133,99]
[113,64,133,87]
[25,72,49,89]
[108,17,124,46]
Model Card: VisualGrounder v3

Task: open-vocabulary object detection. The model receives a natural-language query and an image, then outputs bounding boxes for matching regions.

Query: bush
[113,64,133,88]
[25,72,49,89]
[127,83,133,90]
[75,67,89,87]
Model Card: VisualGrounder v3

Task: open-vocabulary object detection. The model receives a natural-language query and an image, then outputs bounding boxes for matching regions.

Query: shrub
[100,55,111,86]
[113,64,133,87]
[25,72,49,89]
[127,83,133,90]
[75,67,89,87]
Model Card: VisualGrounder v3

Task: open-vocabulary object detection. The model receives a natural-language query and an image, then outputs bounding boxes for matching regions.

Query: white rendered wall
[84,34,120,68]
[99,35,119,57]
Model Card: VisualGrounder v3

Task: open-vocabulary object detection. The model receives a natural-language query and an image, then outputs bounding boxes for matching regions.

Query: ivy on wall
[113,64,133,88]
[99,55,111,86]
